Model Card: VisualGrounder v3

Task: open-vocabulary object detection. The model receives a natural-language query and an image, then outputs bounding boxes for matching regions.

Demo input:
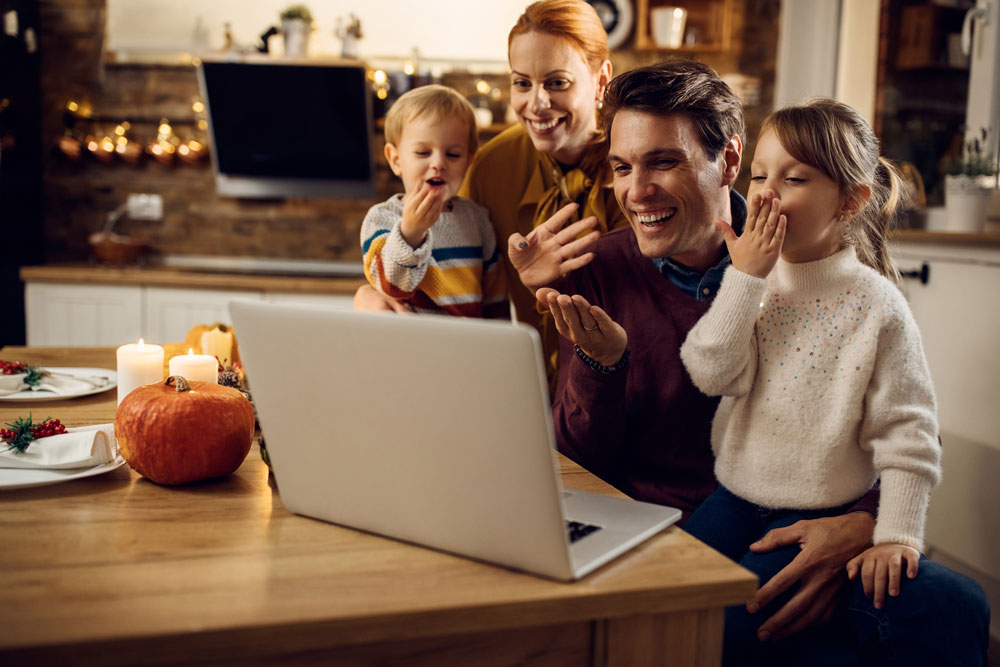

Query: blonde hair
[763,98,909,282]
[508,0,609,74]
[384,84,478,153]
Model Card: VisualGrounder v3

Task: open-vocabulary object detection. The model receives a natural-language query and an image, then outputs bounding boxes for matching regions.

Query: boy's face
[384,114,473,201]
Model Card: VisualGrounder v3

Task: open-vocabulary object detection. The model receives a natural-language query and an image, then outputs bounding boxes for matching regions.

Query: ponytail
[848,156,910,283]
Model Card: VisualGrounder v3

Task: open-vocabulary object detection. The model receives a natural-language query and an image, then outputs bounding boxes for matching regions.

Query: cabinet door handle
[900,262,930,285]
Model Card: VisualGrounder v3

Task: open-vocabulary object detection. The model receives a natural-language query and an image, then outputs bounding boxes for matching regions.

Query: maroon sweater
[553,227,719,517]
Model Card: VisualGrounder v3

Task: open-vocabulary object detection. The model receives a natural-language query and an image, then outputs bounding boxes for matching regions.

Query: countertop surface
[20,262,368,295]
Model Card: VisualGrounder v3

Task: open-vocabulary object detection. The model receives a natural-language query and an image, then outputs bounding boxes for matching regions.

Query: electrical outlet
[126,193,164,221]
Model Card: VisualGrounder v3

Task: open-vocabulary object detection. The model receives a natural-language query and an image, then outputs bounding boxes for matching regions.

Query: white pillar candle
[116,340,165,405]
[169,349,219,384]
[200,327,234,367]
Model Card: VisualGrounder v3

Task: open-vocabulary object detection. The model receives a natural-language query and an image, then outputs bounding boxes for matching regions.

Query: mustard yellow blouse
[459,124,628,382]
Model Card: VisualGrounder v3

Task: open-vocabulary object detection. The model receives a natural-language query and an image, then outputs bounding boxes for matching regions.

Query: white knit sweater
[680,248,940,550]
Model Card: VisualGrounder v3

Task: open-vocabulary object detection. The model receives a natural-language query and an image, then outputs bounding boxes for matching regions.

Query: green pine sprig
[23,365,45,388]
[1,414,40,454]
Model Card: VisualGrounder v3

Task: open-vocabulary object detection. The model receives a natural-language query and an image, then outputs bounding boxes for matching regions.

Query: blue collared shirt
[652,191,748,301]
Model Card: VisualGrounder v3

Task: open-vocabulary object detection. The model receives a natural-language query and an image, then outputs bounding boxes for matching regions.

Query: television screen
[198,59,375,199]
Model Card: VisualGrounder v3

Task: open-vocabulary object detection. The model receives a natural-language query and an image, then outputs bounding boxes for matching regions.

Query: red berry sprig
[1,415,67,454]
[0,360,28,375]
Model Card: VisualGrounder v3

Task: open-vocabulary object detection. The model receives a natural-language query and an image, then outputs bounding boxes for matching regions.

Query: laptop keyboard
[566,520,602,543]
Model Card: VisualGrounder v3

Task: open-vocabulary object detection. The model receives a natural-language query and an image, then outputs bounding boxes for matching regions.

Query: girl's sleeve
[361,203,432,300]
[680,266,767,397]
[860,296,941,551]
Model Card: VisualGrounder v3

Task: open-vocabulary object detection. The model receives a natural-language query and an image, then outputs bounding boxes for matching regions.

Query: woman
[356,0,627,379]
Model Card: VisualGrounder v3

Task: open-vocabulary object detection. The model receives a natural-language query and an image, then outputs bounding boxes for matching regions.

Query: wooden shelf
[634,0,735,52]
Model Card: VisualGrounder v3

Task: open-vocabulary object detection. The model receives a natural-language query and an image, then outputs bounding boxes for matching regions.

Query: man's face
[608,110,739,269]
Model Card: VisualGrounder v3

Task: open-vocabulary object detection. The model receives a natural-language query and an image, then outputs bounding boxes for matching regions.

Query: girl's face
[384,113,472,201]
[508,31,611,166]
[748,129,855,263]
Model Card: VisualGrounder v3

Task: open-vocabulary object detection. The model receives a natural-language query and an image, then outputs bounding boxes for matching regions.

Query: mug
[650,6,688,49]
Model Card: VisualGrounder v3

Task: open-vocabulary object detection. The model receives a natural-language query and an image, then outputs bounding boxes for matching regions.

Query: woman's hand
[719,190,786,279]
[508,203,600,293]
[537,287,626,367]
[353,285,412,314]
[846,542,921,610]
[400,183,447,248]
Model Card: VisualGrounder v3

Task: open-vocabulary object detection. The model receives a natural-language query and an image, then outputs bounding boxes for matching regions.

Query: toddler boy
[361,85,507,317]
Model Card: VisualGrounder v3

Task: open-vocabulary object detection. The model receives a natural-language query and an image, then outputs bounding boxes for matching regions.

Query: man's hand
[846,542,920,610]
[353,284,412,314]
[400,183,446,248]
[537,287,626,367]
[508,203,600,294]
[719,190,786,279]
[748,512,875,641]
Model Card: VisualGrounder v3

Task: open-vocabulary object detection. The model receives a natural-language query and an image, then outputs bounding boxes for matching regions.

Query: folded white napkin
[0,423,118,470]
[0,371,108,397]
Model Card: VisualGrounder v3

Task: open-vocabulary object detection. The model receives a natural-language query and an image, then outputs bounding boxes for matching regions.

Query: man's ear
[721,135,742,186]
[384,142,402,177]
[840,184,872,219]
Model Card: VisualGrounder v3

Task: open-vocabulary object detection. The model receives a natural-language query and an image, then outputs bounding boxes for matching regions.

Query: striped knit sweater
[361,194,508,318]
[680,248,940,550]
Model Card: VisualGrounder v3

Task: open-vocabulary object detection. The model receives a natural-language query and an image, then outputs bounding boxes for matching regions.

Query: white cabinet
[891,240,1000,583]
[25,283,143,346]
[144,287,263,344]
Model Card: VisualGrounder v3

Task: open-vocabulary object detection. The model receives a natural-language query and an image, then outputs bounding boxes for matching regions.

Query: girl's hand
[537,287,627,367]
[720,190,786,279]
[508,203,600,294]
[846,542,921,610]
[400,183,447,248]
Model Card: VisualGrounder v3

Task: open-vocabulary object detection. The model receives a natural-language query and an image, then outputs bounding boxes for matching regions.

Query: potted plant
[944,127,998,233]
[279,4,314,57]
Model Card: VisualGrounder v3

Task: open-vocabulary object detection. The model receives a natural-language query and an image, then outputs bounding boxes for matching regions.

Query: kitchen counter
[20,262,367,296]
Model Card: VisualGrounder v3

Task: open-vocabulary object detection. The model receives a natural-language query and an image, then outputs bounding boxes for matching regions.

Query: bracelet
[574,345,630,375]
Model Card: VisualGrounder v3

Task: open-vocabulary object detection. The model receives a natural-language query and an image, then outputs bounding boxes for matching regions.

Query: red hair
[508,0,609,73]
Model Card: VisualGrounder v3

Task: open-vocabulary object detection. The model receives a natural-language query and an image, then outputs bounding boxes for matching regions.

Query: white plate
[0,367,117,402]
[0,455,127,490]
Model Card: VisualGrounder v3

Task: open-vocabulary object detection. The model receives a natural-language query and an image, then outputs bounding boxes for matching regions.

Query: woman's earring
[595,99,603,110]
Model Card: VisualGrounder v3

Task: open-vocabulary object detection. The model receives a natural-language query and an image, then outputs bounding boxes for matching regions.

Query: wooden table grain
[0,346,756,666]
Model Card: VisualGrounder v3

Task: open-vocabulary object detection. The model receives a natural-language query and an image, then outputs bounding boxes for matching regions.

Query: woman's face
[508,31,610,166]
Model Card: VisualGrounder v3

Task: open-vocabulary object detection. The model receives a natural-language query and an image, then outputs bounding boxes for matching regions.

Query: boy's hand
[537,288,626,367]
[400,183,447,248]
[846,542,921,610]
[508,203,600,294]
[720,191,785,279]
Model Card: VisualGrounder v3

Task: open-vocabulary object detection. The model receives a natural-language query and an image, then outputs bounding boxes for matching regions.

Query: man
[525,60,989,665]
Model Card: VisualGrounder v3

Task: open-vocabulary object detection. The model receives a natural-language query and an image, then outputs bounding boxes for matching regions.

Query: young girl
[680,99,940,652]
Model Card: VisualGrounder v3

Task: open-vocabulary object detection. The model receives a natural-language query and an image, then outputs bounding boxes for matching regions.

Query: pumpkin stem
[165,375,192,392]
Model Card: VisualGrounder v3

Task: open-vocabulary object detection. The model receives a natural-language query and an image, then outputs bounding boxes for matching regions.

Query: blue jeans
[684,485,990,667]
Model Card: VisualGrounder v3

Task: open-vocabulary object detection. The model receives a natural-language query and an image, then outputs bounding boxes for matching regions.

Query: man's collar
[652,189,748,300]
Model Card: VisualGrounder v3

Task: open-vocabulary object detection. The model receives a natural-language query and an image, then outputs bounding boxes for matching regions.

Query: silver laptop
[230,301,681,581]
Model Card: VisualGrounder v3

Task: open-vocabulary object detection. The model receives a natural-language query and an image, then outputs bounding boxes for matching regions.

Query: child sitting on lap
[361,85,507,318]
[680,99,941,658]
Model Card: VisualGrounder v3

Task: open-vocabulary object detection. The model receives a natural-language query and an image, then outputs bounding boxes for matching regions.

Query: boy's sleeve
[477,207,510,320]
[361,201,432,300]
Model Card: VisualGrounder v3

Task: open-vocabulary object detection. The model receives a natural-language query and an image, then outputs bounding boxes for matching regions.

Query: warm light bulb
[192,101,205,113]
[476,80,491,95]
[403,60,415,76]
[376,88,388,100]
[373,69,387,84]
[67,101,79,112]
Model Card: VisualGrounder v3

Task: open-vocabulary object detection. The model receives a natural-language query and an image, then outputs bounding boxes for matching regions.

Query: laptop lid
[230,301,577,579]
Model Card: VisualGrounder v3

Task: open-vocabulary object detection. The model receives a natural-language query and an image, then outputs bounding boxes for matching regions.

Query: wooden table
[0,347,756,666]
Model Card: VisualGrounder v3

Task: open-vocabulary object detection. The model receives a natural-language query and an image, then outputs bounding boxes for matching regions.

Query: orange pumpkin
[115,376,255,485]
